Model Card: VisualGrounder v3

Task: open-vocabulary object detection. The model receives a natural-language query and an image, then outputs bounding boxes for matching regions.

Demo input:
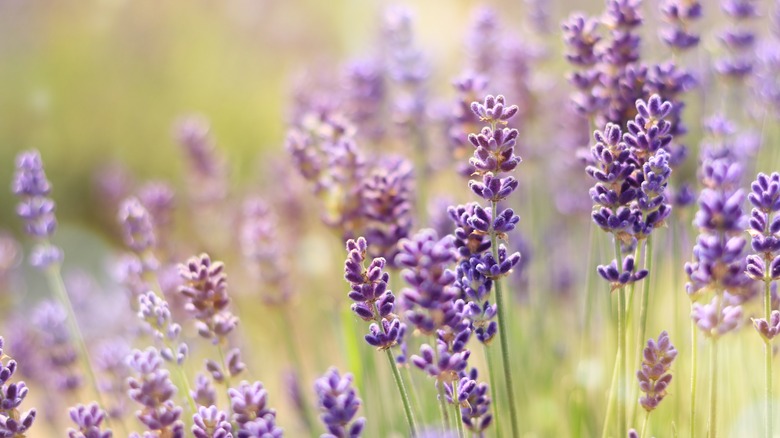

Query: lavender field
[1,0,779,437]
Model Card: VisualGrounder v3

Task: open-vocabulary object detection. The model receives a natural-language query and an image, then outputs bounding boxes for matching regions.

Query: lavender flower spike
[11,149,62,268]
[0,337,36,437]
[636,331,677,412]
[314,368,365,438]
[126,348,183,435]
[178,253,238,344]
[192,405,232,438]
[68,403,112,438]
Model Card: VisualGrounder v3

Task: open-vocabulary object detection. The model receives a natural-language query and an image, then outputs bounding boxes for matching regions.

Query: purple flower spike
[118,197,157,255]
[458,368,492,434]
[229,380,277,427]
[314,368,365,438]
[344,237,402,349]
[192,405,232,438]
[126,348,183,435]
[636,331,677,412]
[179,254,238,343]
[0,336,36,437]
[660,0,702,50]
[12,150,62,268]
[470,95,519,126]
[68,403,112,438]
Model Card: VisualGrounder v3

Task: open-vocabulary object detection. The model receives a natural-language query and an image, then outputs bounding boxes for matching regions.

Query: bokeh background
[1,0,779,437]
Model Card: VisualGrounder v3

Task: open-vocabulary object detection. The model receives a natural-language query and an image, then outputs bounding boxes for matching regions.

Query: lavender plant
[635,331,677,437]
[343,237,416,435]
[314,368,365,438]
[745,172,780,437]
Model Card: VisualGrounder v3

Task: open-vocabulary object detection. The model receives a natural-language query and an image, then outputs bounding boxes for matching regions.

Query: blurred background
[1,0,780,437]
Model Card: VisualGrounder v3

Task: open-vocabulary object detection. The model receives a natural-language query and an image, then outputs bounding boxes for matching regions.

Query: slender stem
[385,349,417,436]
[490,201,520,437]
[483,345,502,438]
[217,342,234,417]
[432,338,451,431]
[632,235,653,426]
[640,410,650,438]
[402,365,423,426]
[708,338,719,438]
[279,307,315,433]
[601,349,619,438]
[765,278,774,438]
[454,380,465,438]
[45,264,120,434]
[437,381,451,431]
[614,237,627,438]
[690,318,699,438]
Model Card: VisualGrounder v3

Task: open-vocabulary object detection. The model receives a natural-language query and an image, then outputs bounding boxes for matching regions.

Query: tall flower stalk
[635,331,677,437]
[463,95,523,437]
[11,150,108,416]
[745,172,780,438]
[343,237,416,436]
[686,141,753,438]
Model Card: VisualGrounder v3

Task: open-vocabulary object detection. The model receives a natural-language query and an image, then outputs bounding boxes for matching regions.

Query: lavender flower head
[457,368,492,435]
[229,380,280,435]
[32,300,82,391]
[0,336,36,437]
[314,368,365,438]
[11,149,62,268]
[175,116,227,204]
[178,254,238,343]
[137,291,187,365]
[636,331,677,411]
[396,229,460,335]
[660,0,702,50]
[344,237,402,349]
[68,403,112,438]
[192,405,232,438]
[126,348,183,435]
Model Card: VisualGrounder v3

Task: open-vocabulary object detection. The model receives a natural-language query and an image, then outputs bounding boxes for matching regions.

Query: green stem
[385,349,417,436]
[708,338,719,438]
[432,337,450,431]
[217,342,233,417]
[402,365,423,427]
[490,201,520,438]
[454,380,465,438]
[640,410,650,438]
[483,344,502,438]
[765,278,774,438]
[632,235,653,427]
[601,349,619,438]
[690,318,698,438]
[279,307,315,433]
[614,237,627,438]
[45,264,120,433]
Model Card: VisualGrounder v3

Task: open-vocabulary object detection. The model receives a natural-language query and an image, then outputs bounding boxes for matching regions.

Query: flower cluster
[314,368,365,438]
[660,0,702,50]
[396,230,460,335]
[229,380,282,437]
[685,148,754,302]
[11,150,62,268]
[137,291,187,365]
[588,95,675,243]
[746,173,780,281]
[126,348,184,436]
[178,253,239,344]
[175,116,227,205]
[0,337,36,437]
[191,405,232,438]
[716,0,758,80]
[691,296,744,338]
[636,331,677,411]
[343,237,402,349]
[456,368,492,435]
[67,403,112,438]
